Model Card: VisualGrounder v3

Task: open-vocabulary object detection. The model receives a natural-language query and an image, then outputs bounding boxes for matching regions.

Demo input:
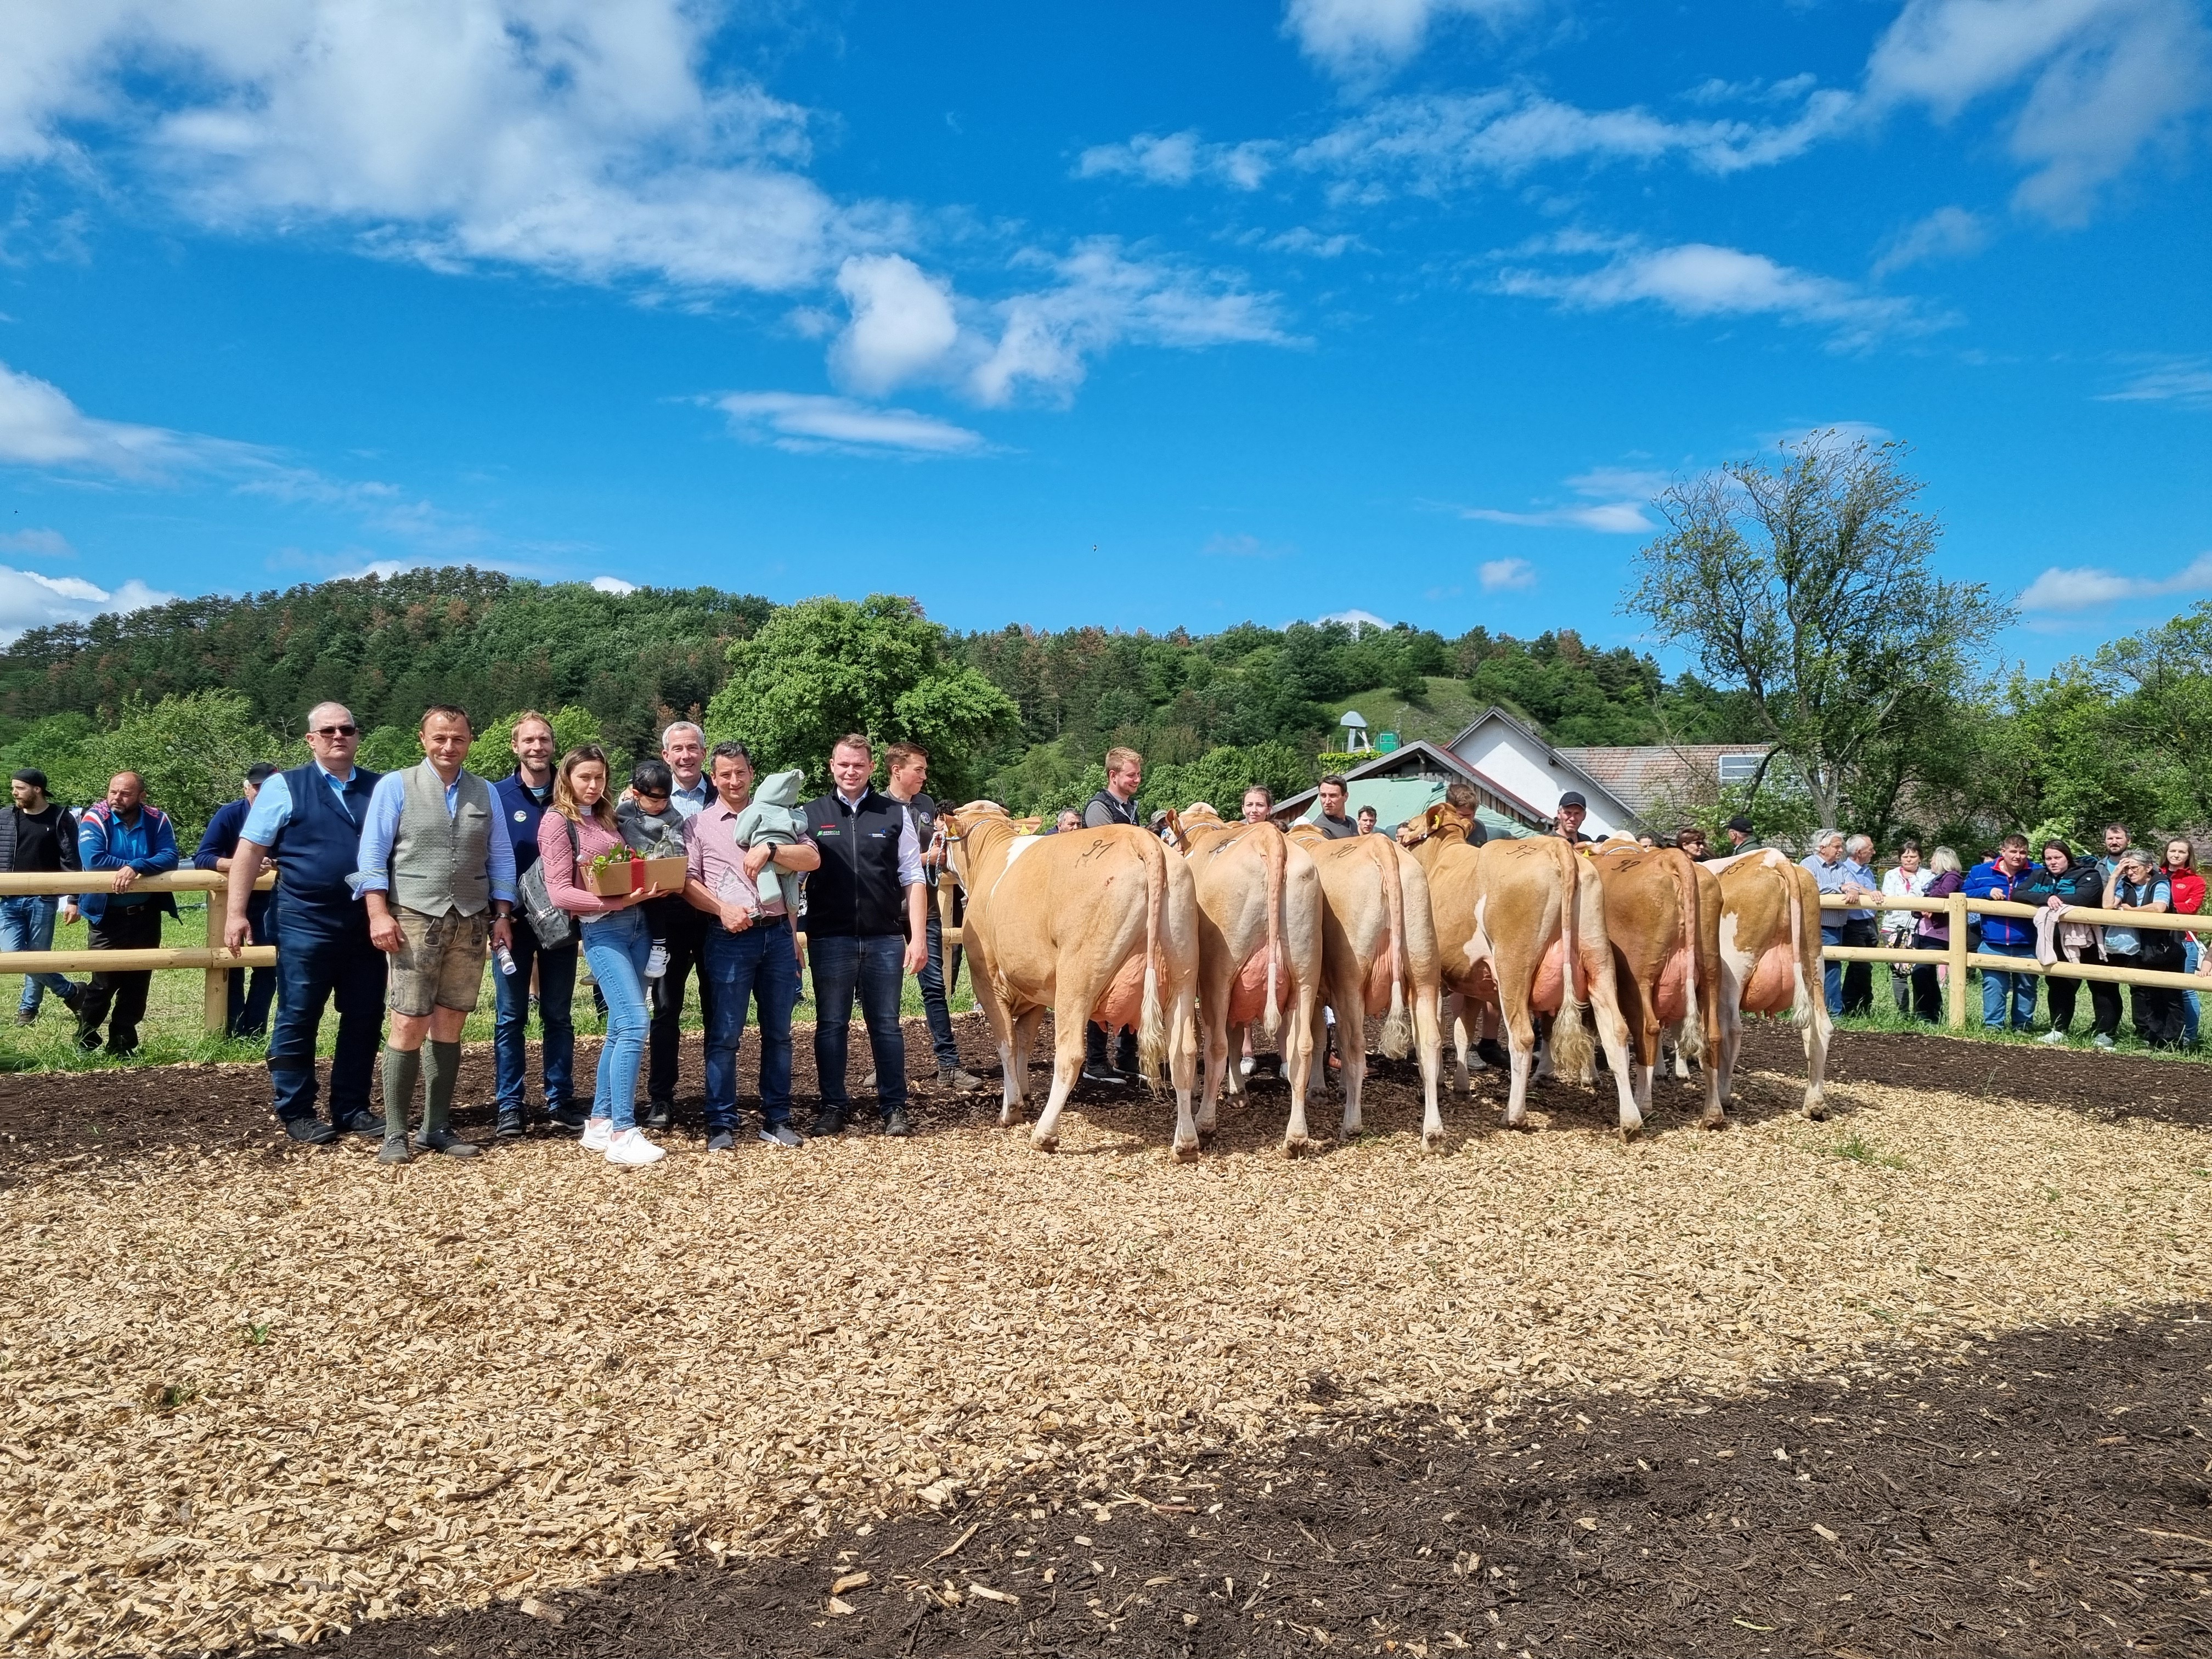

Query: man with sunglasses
[224,702,387,1144]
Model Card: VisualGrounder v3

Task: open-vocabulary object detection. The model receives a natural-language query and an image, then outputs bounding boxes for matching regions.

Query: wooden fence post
[202,888,227,1037]
[1946,891,1970,1030]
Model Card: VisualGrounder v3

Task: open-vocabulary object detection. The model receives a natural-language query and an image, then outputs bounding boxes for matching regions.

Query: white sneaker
[1238,1054,1255,1078]
[2038,1029,2068,1046]
[580,1115,613,1152]
[645,943,669,981]
[2092,1033,2116,1049]
[606,1128,665,1167]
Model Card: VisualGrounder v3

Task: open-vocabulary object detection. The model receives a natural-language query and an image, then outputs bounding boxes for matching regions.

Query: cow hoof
[1804,1105,1828,1123]
[1618,1122,1643,1143]
[1282,1133,1310,1159]
[1500,1116,1536,1133]
[1699,1114,1730,1132]
[1030,1132,1059,1154]
[1421,1130,1446,1154]
[1172,1139,1201,1164]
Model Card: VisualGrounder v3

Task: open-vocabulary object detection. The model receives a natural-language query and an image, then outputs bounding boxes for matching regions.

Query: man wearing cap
[1553,791,1594,844]
[195,763,281,1040]
[1723,815,1762,854]
[0,768,84,1024]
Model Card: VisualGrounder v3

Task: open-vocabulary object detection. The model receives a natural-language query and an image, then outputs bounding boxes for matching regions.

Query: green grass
[0,897,975,1075]
[1831,961,2212,1066]
[1324,678,1486,749]
[1825,1129,1908,1170]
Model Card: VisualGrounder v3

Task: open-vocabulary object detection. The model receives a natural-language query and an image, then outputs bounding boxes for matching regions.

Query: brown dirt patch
[314,1305,2212,1659]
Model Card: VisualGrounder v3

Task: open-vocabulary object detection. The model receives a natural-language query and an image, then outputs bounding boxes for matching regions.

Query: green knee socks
[381,1043,421,1141]
[423,1040,461,1135]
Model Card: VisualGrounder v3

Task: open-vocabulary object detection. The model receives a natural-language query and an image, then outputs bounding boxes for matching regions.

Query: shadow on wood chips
[311,1306,2212,1659]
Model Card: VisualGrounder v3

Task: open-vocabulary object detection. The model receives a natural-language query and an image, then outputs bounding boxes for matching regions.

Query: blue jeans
[1980,940,2038,1031]
[493,914,577,1113]
[1,895,78,1013]
[701,920,802,1132]
[1820,924,1846,1015]
[580,908,652,1132]
[916,905,961,1070]
[223,894,277,1038]
[2185,935,2202,1046]
[267,922,387,1127]
[810,933,908,1114]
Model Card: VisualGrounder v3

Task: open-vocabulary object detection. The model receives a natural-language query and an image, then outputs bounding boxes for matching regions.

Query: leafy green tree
[1624,433,2012,837]
[50,692,294,839]
[467,705,609,778]
[1145,743,1316,814]
[707,595,1018,794]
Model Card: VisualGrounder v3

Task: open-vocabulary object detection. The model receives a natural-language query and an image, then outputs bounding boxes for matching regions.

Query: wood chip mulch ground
[2,1015,2209,1656]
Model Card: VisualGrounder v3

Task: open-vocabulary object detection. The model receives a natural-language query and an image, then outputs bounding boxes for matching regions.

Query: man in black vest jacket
[802,733,929,1137]
[882,742,984,1094]
[1079,745,1147,1082]
[223,702,387,1145]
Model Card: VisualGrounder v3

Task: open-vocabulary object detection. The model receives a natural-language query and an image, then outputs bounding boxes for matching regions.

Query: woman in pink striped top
[540,745,675,1167]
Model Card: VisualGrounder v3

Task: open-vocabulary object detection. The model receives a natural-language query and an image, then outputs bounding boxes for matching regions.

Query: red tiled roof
[1554,744,1772,815]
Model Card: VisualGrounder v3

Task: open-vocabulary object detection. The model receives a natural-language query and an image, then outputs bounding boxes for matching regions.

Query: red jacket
[2165,868,2205,916]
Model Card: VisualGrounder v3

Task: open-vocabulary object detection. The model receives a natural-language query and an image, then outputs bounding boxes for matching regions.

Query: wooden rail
[1816,891,2205,1030]
[0,871,276,1035]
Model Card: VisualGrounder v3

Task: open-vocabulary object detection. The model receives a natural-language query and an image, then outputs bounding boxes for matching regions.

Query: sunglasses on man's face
[312,724,358,737]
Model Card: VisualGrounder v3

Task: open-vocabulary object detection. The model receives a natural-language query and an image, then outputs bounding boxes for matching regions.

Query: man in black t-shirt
[0,768,84,1023]
[1313,774,1359,839]
[883,742,983,1094]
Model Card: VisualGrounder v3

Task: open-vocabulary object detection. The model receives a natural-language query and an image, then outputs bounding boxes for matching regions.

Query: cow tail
[1378,839,1413,1060]
[1674,851,1706,1063]
[1551,840,1596,1081]
[1260,827,1285,1039]
[1137,838,1168,1090]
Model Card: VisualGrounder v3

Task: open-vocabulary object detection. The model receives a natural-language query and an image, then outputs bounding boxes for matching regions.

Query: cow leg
[1698,1038,1726,1127]
[1415,984,1446,1153]
[1502,999,1539,1128]
[1445,992,1471,1092]
[1716,954,1748,1105]
[1803,1003,1832,1121]
[1031,995,1092,1153]
[1199,1007,1232,1137]
[1282,990,1317,1156]
[1223,1021,1247,1103]
[1003,1007,1046,1126]
[1169,985,1202,1163]
[1592,996,1644,1139]
[1532,1015,1555,1081]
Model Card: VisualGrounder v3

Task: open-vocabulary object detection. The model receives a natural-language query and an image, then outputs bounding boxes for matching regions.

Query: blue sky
[0,0,2205,671]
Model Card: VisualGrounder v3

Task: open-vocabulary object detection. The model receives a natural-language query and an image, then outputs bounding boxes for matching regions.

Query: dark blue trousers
[224,894,278,1039]
[810,933,908,1114]
[267,919,387,1127]
[701,921,802,1132]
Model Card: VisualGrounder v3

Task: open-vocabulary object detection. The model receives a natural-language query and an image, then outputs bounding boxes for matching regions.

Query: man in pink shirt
[685,741,821,1151]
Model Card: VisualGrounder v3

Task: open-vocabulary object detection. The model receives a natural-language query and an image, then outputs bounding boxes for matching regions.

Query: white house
[1440,707,1639,840]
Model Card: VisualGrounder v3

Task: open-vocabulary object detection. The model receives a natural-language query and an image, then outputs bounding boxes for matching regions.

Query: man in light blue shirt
[1803,830,1878,1018]
[353,704,515,1162]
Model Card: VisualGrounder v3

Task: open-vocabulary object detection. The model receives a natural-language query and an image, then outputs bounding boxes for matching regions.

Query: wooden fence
[0,871,276,1035]
[1818,891,2205,1029]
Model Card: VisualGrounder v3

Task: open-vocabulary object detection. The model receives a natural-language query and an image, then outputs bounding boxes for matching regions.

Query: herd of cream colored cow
[935,801,1833,1161]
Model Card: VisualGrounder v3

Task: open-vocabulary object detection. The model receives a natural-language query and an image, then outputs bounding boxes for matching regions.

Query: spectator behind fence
[1242,785,1273,824]
[75,771,179,1057]
[354,705,515,1163]
[1803,830,1876,1018]
[1675,825,1709,860]
[2163,839,2203,1047]
[1081,747,1147,1081]
[686,740,820,1151]
[1723,815,1762,853]
[540,744,674,1165]
[1444,782,1488,847]
[1552,790,1593,844]
[492,711,581,1139]
[1880,843,1931,1016]
[803,733,930,1138]
[1,766,84,1025]
[1909,847,1963,1022]
[1313,774,1359,842]
[1357,805,1379,836]
[227,703,385,1144]
[1837,834,1880,1014]
[1963,835,2039,1034]
[193,762,280,1040]
[645,721,714,1133]
[2021,842,2103,1045]
[2106,848,2184,1049]
[884,742,983,1096]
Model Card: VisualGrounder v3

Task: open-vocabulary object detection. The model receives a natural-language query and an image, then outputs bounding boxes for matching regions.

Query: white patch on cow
[1465,893,1492,969]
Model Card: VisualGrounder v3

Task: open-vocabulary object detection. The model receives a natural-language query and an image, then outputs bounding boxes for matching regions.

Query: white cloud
[2019,550,2212,611]
[1864,0,2212,223]
[0,358,227,477]
[0,1,844,293]
[712,392,986,457]
[0,564,176,641]
[0,527,72,557]
[830,255,961,398]
[589,574,637,594]
[1318,606,1392,634]
[1454,463,1666,533]
[1496,239,1927,347]
[2098,359,2212,408]
[330,558,415,581]
[1477,556,1537,591]
[1077,131,1274,190]
[1871,205,1990,276]
[1283,0,1534,81]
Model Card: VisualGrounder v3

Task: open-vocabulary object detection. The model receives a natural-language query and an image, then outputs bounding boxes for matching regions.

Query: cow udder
[1226,947,1284,1025]
[1091,953,1150,1033]
[1654,944,1694,1024]
[1741,943,1798,1013]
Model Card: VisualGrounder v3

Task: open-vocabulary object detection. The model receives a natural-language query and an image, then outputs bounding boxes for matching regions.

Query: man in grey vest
[354,704,516,1163]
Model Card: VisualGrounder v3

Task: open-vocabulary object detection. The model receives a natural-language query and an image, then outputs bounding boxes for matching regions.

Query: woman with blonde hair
[1909,845,1964,1022]
[538,744,672,1166]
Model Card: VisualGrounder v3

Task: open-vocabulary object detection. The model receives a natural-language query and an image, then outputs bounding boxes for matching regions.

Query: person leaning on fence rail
[1804,830,1876,1019]
[1909,847,1964,1023]
[645,720,715,1134]
[540,744,674,1165]
[491,710,582,1140]
[1962,835,2039,1033]
[74,771,180,1058]
[685,740,820,1152]
[1838,834,1881,1016]
[1879,842,1931,1017]
[2104,848,2185,1049]
[227,702,386,1144]
[2021,842,2104,1045]
[194,761,280,1041]
[2162,838,2203,1047]
[353,704,515,1164]
[1,766,84,1025]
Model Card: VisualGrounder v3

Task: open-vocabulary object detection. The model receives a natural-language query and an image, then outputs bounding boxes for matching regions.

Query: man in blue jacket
[1963,833,2039,1031]
[75,772,180,1056]
[194,761,280,1039]
[492,711,582,1139]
